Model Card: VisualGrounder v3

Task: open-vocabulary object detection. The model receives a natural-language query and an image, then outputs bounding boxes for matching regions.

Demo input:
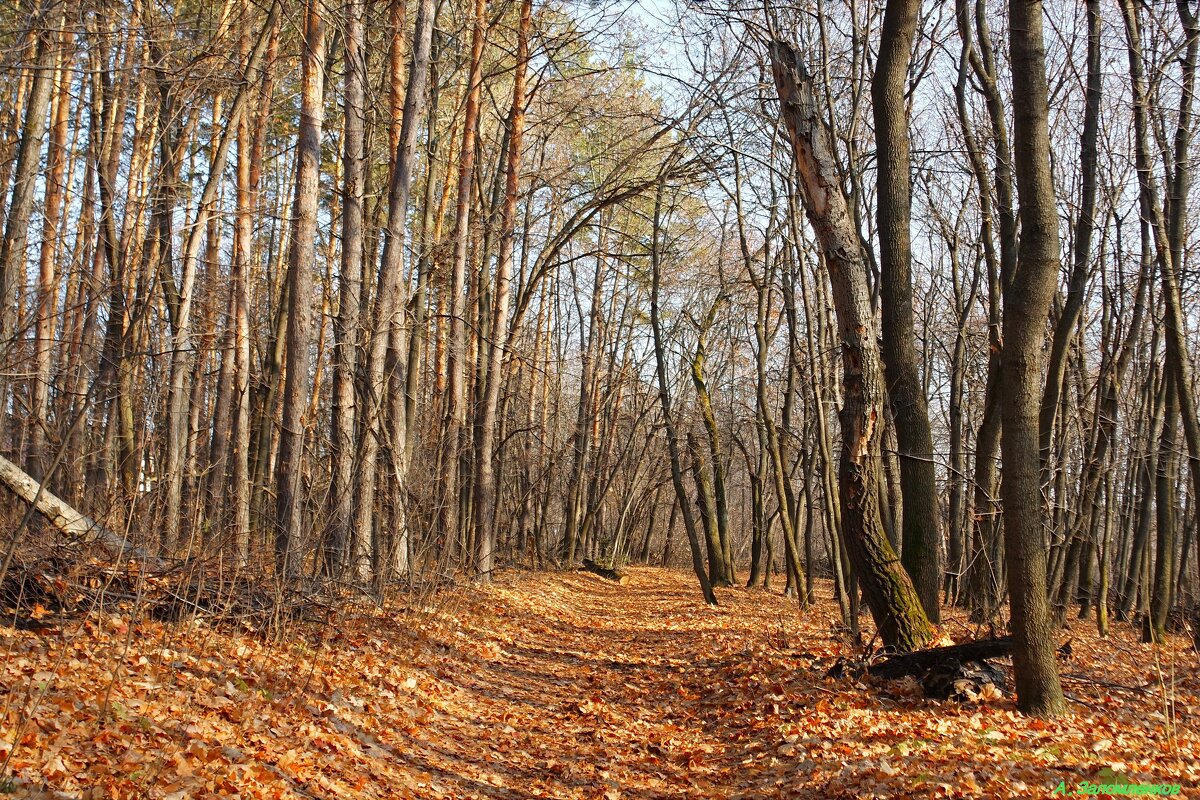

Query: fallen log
[868,636,1013,680]
[581,558,628,584]
[0,453,153,562]
[862,636,1014,701]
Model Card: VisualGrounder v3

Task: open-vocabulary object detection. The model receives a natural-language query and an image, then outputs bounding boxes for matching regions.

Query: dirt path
[397,568,805,800]
[374,569,1200,800]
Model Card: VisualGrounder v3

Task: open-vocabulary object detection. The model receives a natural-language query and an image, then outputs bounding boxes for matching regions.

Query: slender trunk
[1038,0,1102,467]
[473,0,533,580]
[274,0,326,575]
[0,0,58,451]
[439,0,488,561]
[230,87,254,564]
[689,318,733,585]
[650,180,717,606]
[163,1,281,553]
[350,0,434,582]
[1000,0,1067,716]
[329,0,367,576]
[28,25,69,479]
[872,0,941,621]
[1148,371,1179,642]
[944,234,979,605]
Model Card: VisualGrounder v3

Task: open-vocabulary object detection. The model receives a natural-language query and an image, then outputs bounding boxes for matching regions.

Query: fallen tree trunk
[868,636,1013,680]
[0,453,150,561]
[581,558,628,584]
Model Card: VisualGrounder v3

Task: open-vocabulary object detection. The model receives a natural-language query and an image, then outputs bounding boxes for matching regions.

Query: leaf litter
[0,567,1197,798]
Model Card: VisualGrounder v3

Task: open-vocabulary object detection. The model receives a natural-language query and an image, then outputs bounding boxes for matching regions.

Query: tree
[439,0,489,561]
[274,0,325,574]
[770,39,934,653]
[473,0,535,580]
[328,0,367,576]
[650,179,718,607]
[0,0,59,450]
[872,0,941,621]
[351,0,435,582]
[999,0,1067,717]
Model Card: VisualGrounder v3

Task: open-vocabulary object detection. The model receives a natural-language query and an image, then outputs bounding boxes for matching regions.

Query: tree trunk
[999,0,1067,716]
[230,84,255,565]
[28,23,69,480]
[162,1,280,554]
[0,0,58,451]
[689,310,734,585]
[439,0,488,562]
[1148,371,1179,642]
[872,0,941,621]
[770,39,933,653]
[350,0,434,582]
[473,0,533,580]
[0,454,145,560]
[329,0,367,577]
[1038,0,1102,469]
[650,180,717,607]
[274,0,325,575]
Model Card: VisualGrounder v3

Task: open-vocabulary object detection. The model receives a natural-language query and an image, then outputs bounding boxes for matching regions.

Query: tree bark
[872,0,941,621]
[1000,0,1067,716]
[689,302,734,586]
[230,82,255,565]
[770,39,933,652]
[350,0,434,582]
[473,0,533,581]
[274,0,325,575]
[650,180,717,607]
[162,1,280,554]
[28,23,69,480]
[0,0,59,451]
[439,0,488,562]
[329,0,367,577]
[0,453,145,560]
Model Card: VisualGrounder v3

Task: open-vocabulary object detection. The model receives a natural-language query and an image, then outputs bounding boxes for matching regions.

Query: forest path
[400,568,814,800]
[379,568,1200,799]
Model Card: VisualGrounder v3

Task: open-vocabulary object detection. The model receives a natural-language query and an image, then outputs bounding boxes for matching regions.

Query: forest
[0,0,1198,795]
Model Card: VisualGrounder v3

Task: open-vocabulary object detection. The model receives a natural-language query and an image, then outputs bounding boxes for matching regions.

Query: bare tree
[770,39,934,652]
[999,0,1066,717]
[872,0,941,621]
[274,0,326,574]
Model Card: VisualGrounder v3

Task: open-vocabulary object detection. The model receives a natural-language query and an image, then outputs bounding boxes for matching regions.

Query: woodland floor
[2,566,1200,799]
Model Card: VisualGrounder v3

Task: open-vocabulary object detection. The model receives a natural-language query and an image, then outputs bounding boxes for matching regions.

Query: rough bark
[0,0,58,450]
[350,0,434,581]
[28,24,69,479]
[274,0,325,575]
[230,90,254,565]
[329,0,366,576]
[872,0,941,621]
[770,39,933,653]
[1000,0,1067,716]
[439,0,488,559]
[473,0,533,580]
[162,1,280,554]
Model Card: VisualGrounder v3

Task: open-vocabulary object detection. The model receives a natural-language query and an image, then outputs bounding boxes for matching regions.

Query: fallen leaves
[0,568,1198,798]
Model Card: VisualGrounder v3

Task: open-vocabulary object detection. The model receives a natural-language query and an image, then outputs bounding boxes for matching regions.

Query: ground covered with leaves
[2,567,1198,798]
